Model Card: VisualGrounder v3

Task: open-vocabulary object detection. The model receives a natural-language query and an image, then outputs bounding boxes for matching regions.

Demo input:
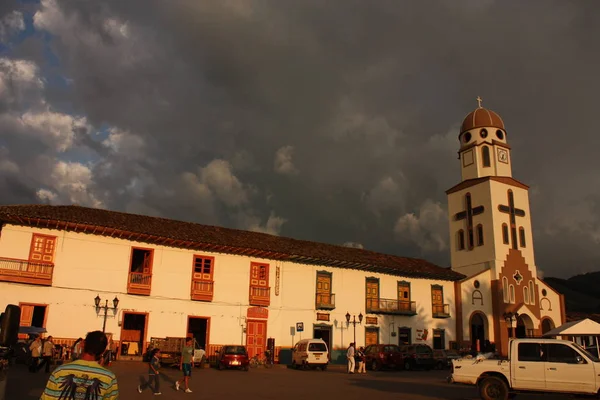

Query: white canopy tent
[542,318,600,358]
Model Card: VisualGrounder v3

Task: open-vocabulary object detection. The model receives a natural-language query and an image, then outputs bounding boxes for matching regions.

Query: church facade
[449,101,565,356]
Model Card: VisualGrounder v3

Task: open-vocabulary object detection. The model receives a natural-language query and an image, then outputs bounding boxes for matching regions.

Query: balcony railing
[249,286,270,307]
[366,298,417,316]
[191,280,214,302]
[0,257,53,286]
[432,303,451,318]
[315,293,336,310]
[128,272,152,296]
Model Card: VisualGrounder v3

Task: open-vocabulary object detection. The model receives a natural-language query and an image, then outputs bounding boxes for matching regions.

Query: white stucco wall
[458,269,495,343]
[0,224,458,350]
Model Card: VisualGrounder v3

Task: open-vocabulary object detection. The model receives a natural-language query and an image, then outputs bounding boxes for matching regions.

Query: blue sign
[296,322,304,332]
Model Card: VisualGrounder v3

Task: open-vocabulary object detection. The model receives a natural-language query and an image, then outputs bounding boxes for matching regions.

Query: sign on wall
[365,316,377,325]
[316,313,330,321]
[296,322,304,332]
[247,307,269,319]
[416,328,429,341]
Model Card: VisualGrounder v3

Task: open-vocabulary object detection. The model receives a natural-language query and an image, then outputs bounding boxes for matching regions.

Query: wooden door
[19,304,34,327]
[192,257,213,281]
[250,263,269,288]
[365,328,379,346]
[316,273,331,305]
[142,252,152,274]
[366,279,379,310]
[398,283,410,312]
[246,320,267,358]
[29,235,56,263]
[431,287,443,305]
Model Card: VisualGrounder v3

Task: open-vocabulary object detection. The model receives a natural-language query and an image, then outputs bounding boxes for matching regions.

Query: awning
[18,326,47,335]
[542,318,600,337]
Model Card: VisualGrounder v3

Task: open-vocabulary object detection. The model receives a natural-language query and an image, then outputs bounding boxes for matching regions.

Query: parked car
[364,344,404,371]
[216,345,250,371]
[399,344,435,370]
[291,339,329,370]
[433,349,461,369]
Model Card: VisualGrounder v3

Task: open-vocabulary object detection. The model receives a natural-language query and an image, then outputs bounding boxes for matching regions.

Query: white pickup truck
[450,338,600,400]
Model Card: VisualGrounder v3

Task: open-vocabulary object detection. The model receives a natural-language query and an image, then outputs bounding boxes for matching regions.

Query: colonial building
[449,98,565,356]
[0,204,461,360]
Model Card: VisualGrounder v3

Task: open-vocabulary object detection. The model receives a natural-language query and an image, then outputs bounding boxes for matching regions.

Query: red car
[216,345,250,371]
[364,344,404,370]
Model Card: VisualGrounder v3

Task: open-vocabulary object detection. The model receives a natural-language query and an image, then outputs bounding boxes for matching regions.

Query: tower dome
[460,97,505,134]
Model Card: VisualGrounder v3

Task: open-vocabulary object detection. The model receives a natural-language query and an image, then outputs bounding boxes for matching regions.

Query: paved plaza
[6,362,572,400]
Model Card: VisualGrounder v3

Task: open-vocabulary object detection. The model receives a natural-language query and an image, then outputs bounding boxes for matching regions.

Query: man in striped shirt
[40,330,119,400]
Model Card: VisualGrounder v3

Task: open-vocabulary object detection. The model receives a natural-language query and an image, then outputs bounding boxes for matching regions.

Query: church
[449,98,564,356]
[0,99,564,359]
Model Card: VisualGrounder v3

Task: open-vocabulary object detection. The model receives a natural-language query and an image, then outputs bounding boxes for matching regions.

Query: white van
[291,338,329,370]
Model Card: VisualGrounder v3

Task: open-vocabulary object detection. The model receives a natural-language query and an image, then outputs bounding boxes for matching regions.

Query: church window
[480,128,488,138]
[482,146,491,167]
[523,286,530,304]
[476,224,484,246]
[502,224,509,244]
[457,230,465,250]
[502,277,509,303]
[463,132,472,143]
[509,284,515,304]
[529,281,535,305]
[541,288,547,297]
[496,130,504,140]
[519,227,526,247]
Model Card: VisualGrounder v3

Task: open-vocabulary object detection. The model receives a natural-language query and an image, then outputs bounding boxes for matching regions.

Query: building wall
[458,269,495,343]
[0,224,457,350]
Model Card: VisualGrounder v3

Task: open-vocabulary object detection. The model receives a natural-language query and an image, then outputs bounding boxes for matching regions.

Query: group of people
[346,342,367,374]
[27,335,55,373]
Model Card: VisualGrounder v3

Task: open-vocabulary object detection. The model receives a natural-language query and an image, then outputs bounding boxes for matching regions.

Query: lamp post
[345,312,363,345]
[95,295,119,333]
[503,312,519,339]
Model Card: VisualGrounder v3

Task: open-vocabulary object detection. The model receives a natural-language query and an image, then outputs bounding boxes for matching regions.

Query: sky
[1,0,599,279]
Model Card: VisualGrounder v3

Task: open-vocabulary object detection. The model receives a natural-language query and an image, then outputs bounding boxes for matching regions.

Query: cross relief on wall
[498,190,526,250]
[454,193,484,250]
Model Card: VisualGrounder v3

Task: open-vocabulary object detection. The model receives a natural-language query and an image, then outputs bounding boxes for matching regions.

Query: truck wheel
[478,376,509,400]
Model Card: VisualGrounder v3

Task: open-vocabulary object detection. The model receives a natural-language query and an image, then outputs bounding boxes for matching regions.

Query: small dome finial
[476,96,483,108]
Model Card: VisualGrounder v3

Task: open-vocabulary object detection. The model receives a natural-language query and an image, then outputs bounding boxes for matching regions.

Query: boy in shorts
[175,337,193,393]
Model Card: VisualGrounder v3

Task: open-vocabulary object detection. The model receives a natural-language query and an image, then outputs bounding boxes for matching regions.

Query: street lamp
[503,312,519,339]
[95,295,119,333]
[345,312,363,345]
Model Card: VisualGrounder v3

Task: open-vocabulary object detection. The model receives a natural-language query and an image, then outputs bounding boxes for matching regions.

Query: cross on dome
[476,96,483,108]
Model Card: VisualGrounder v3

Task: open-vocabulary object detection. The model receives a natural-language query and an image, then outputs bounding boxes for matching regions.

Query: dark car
[433,349,461,369]
[216,345,250,371]
[363,344,404,371]
[399,344,435,370]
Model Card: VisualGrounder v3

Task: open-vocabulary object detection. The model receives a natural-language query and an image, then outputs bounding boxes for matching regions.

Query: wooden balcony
[191,280,214,302]
[128,272,152,296]
[249,286,270,307]
[432,303,451,318]
[0,257,53,286]
[315,293,335,310]
[366,298,417,316]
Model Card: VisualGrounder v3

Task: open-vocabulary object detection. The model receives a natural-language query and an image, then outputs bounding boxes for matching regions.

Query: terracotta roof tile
[0,204,464,281]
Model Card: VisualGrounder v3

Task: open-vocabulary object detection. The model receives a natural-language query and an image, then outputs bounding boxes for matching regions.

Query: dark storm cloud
[1,0,600,277]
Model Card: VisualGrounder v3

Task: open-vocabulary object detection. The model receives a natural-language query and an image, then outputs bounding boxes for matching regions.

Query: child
[138,348,161,395]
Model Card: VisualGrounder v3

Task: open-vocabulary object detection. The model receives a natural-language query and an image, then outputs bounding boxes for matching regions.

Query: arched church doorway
[541,318,555,335]
[516,314,534,338]
[470,312,487,352]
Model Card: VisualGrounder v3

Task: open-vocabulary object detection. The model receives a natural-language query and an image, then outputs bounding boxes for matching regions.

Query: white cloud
[20,110,88,152]
[0,11,25,42]
[363,175,409,216]
[394,199,448,253]
[36,160,103,208]
[102,127,145,155]
[0,58,45,105]
[274,145,298,175]
[246,211,287,236]
[183,159,249,208]
[342,241,364,249]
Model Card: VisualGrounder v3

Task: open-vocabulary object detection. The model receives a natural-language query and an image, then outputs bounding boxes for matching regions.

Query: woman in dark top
[138,348,161,395]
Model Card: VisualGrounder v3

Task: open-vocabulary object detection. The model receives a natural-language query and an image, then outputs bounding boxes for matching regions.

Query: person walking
[175,337,194,393]
[356,346,366,374]
[71,338,83,361]
[138,348,162,395]
[29,336,42,373]
[40,330,119,400]
[38,336,55,373]
[347,342,356,374]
